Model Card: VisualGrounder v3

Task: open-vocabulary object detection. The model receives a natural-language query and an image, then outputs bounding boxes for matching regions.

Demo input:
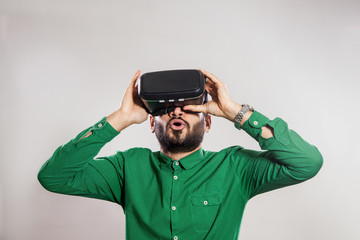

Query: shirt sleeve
[37,116,125,206]
[231,111,323,199]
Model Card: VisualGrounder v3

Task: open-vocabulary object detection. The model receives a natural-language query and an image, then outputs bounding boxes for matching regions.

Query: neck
[161,145,202,161]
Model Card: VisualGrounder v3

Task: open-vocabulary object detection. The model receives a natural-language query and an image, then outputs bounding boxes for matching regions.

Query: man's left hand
[183,69,242,122]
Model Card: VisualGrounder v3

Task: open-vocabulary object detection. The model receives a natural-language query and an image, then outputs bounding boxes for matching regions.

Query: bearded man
[38,69,323,240]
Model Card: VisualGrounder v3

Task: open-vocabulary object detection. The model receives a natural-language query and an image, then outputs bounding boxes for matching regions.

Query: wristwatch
[234,104,254,130]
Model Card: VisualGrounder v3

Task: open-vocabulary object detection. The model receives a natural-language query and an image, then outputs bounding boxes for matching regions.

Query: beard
[154,117,205,154]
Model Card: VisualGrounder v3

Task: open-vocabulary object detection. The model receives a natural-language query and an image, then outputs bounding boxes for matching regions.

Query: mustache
[166,117,190,129]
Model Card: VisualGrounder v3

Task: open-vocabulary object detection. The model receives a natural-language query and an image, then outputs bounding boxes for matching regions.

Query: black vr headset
[138,69,208,116]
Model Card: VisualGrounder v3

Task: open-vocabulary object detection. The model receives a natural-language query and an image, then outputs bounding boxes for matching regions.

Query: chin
[167,129,186,139]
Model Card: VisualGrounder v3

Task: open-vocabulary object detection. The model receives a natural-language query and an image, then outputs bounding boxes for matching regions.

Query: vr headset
[138,69,208,116]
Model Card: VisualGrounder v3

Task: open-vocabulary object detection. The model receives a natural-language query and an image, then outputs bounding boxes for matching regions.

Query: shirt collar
[159,147,205,170]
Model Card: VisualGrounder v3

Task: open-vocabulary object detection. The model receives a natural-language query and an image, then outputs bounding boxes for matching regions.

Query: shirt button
[174,236,178,240]
[253,121,258,126]
[173,175,178,180]
[204,200,208,205]
[175,161,179,165]
[172,206,176,211]
[98,123,103,127]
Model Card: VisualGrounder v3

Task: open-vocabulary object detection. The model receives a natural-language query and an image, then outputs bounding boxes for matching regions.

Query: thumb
[183,104,207,113]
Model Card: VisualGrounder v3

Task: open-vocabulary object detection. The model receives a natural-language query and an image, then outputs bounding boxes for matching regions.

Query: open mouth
[169,119,186,130]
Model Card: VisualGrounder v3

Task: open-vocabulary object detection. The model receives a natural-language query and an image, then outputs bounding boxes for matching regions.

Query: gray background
[1,0,359,239]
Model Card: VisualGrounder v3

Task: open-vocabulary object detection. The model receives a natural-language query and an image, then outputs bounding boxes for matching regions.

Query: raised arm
[37,70,148,205]
[184,69,323,199]
[232,111,323,199]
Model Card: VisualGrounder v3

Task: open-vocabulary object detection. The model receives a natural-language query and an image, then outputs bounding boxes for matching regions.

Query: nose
[169,107,184,117]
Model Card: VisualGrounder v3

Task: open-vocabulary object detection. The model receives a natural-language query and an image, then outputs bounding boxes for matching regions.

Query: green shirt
[38,111,323,240]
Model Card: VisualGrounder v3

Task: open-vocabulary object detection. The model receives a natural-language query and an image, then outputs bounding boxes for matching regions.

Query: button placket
[170,160,181,238]
[172,161,181,170]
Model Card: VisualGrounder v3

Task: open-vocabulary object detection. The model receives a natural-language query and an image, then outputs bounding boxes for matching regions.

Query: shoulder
[204,145,265,162]
[116,147,154,158]
[202,145,246,163]
[114,147,157,166]
[204,145,245,156]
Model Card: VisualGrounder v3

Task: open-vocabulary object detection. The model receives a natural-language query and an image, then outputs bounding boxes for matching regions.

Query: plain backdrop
[1,0,359,239]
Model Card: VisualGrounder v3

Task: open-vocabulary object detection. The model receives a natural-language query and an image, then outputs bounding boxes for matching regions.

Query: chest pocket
[190,194,223,232]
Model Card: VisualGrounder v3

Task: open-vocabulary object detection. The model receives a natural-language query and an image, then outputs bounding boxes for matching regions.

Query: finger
[131,70,141,87]
[205,78,216,87]
[199,69,222,85]
[126,70,141,94]
[183,104,207,113]
[204,84,213,94]
[134,84,139,96]
[205,82,218,94]
[133,83,144,102]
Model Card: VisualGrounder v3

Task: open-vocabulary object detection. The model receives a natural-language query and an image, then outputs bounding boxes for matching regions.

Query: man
[38,69,323,240]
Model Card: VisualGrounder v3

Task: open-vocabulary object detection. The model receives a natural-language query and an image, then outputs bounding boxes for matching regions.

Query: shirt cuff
[240,110,279,150]
[240,110,293,150]
[241,110,270,140]
[73,116,120,145]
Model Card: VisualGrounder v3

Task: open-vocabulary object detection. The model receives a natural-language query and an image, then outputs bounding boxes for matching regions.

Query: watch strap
[234,104,254,130]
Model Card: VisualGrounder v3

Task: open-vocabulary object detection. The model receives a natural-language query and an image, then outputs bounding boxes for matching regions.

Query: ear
[204,114,211,133]
[150,115,155,133]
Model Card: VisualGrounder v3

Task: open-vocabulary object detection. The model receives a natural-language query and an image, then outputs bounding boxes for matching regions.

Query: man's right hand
[106,70,149,132]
